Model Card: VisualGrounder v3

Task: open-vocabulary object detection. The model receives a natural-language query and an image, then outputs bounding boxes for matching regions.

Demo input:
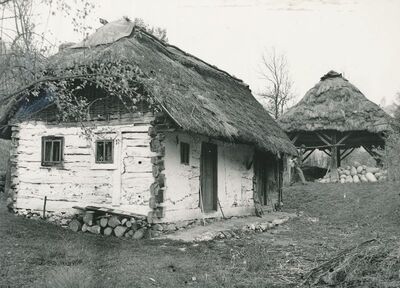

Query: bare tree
[259,48,294,119]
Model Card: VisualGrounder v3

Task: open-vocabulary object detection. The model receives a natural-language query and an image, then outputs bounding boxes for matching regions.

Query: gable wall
[10,114,155,216]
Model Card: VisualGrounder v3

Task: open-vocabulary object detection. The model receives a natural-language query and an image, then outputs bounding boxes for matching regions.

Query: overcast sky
[42,0,400,106]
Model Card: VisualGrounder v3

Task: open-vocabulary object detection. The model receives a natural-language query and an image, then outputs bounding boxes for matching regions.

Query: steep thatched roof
[1,18,296,155]
[279,71,391,134]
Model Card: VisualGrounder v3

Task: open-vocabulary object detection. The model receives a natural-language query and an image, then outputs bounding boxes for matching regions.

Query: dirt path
[162,212,296,242]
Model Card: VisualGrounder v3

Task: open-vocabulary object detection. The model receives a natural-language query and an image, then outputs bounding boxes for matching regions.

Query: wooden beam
[290,134,300,145]
[321,149,331,157]
[302,144,344,150]
[337,132,352,145]
[315,132,331,146]
[330,133,338,181]
[302,149,315,162]
[341,148,355,162]
[337,148,341,167]
[362,145,378,158]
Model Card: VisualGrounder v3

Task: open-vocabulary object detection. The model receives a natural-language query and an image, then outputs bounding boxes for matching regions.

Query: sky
[26,0,400,106]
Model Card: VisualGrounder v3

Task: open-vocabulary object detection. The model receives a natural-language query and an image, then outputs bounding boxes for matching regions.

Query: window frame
[41,136,64,167]
[95,139,114,164]
[180,142,190,165]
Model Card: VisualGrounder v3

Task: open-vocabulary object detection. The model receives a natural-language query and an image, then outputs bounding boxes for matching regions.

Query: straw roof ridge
[0,18,296,155]
[278,70,392,134]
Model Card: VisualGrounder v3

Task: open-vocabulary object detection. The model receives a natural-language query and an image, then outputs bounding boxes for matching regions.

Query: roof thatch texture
[40,18,295,155]
[279,71,391,134]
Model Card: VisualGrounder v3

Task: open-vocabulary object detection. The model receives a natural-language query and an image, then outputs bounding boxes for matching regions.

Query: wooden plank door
[200,142,218,212]
[254,152,268,205]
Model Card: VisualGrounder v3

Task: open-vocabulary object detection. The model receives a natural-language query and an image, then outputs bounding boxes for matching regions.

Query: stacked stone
[317,162,387,184]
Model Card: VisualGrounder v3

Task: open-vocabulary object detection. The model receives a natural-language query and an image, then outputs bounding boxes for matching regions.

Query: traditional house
[279,71,391,180]
[1,18,296,223]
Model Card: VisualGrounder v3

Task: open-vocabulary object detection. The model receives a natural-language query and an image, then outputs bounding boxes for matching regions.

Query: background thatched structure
[0,18,296,155]
[279,71,392,177]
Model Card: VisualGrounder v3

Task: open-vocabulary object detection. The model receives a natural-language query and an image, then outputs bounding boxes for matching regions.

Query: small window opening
[180,142,190,165]
[96,140,114,163]
[42,136,64,166]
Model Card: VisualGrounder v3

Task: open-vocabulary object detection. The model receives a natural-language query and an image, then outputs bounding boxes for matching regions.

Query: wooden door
[254,151,268,205]
[200,142,218,212]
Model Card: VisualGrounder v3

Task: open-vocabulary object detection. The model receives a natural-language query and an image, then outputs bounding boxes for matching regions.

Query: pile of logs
[68,211,163,239]
[317,163,387,184]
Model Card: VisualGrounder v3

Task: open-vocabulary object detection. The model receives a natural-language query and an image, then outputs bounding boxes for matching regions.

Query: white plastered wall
[12,120,154,216]
[161,131,255,222]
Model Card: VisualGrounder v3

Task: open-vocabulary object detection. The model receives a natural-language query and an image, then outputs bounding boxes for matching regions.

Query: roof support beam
[341,148,355,162]
[337,132,352,145]
[302,148,315,162]
[315,132,332,146]
[290,133,300,145]
[330,132,339,180]
[321,149,331,157]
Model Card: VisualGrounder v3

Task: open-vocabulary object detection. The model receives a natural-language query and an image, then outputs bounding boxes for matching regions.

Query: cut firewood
[133,228,145,240]
[83,211,95,226]
[68,219,82,232]
[87,225,101,234]
[104,227,113,236]
[108,216,121,228]
[100,217,108,228]
[121,218,128,225]
[82,223,88,232]
[125,220,132,228]
[114,226,128,237]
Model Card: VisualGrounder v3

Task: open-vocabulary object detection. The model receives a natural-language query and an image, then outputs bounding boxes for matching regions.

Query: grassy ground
[1,182,400,287]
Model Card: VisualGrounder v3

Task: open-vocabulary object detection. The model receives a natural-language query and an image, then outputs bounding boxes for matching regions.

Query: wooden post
[42,196,47,219]
[337,148,341,168]
[330,133,338,181]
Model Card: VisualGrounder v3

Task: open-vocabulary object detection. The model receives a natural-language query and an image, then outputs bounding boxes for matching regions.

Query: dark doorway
[254,151,278,206]
[200,142,218,212]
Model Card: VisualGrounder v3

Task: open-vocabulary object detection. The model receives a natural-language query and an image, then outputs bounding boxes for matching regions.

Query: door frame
[200,142,218,212]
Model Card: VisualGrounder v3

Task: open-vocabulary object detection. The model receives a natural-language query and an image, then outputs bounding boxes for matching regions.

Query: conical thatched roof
[279,71,391,134]
[1,18,296,155]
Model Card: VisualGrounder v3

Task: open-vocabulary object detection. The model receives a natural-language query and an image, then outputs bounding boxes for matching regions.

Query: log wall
[9,113,156,216]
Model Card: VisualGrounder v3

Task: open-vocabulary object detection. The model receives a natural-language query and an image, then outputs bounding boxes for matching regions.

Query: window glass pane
[52,141,61,162]
[105,141,113,162]
[96,141,104,162]
[44,141,52,162]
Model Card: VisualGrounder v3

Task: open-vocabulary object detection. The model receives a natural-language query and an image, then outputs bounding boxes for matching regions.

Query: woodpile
[69,211,152,239]
[317,162,387,184]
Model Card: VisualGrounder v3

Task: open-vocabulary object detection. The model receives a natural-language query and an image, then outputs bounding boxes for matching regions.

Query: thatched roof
[279,71,391,134]
[1,18,296,155]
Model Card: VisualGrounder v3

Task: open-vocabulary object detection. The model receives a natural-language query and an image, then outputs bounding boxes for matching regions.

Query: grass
[1,182,400,287]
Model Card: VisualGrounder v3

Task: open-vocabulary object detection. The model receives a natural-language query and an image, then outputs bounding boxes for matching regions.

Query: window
[42,136,64,166]
[180,142,190,165]
[95,140,113,163]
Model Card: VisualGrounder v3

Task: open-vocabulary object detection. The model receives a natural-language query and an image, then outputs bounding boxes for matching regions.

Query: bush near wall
[0,139,10,192]
[0,139,11,172]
